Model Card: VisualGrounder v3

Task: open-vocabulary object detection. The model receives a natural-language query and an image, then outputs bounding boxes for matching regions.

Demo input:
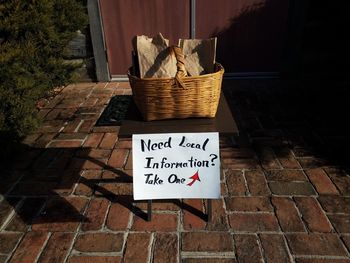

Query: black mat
[96,95,132,126]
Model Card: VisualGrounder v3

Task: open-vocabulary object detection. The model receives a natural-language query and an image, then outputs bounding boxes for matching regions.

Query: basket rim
[128,63,224,81]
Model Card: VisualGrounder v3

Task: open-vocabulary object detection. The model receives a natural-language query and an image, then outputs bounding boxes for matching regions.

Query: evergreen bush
[0,0,87,141]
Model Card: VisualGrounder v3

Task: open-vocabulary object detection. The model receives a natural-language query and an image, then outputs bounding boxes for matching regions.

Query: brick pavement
[1,80,350,262]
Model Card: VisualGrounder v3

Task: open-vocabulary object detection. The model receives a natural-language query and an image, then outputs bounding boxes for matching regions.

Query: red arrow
[187,170,201,186]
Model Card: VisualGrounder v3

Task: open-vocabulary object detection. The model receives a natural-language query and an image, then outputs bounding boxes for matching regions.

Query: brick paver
[1,81,350,262]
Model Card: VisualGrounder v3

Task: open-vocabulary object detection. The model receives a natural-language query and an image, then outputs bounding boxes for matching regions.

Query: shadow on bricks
[0,142,208,228]
[223,79,350,173]
[0,143,145,229]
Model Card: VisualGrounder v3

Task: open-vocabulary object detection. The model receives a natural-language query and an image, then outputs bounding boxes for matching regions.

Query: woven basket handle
[170,46,187,89]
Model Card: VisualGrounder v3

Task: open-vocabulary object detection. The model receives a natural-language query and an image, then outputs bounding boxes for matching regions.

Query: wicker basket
[128,47,224,121]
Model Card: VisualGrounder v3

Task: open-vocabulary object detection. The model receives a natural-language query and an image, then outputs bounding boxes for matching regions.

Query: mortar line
[34,232,52,263]
[148,232,155,263]
[256,233,267,263]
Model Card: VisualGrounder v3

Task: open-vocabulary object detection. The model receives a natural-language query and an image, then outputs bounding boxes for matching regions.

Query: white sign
[132,132,220,200]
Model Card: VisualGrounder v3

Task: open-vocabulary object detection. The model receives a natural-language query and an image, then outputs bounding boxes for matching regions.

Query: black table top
[119,92,239,137]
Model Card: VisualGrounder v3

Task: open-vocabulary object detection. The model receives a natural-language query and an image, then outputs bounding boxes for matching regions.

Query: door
[98,0,289,78]
[99,0,191,77]
[196,0,290,73]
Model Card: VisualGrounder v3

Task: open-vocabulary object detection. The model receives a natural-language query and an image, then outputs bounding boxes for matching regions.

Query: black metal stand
[207,199,212,222]
[120,92,239,224]
[147,200,152,221]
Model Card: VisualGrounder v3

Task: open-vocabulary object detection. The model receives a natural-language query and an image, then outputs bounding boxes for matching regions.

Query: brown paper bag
[178,38,217,76]
[135,33,177,78]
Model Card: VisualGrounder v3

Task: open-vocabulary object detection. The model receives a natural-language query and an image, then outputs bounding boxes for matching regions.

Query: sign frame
[132,132,221,221]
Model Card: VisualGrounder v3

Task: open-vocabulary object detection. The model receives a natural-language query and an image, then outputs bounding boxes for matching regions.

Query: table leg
[207,199,212,222]
[147,200,152,221]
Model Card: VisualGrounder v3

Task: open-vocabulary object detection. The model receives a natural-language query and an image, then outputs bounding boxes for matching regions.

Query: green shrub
[0,0,87,140]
